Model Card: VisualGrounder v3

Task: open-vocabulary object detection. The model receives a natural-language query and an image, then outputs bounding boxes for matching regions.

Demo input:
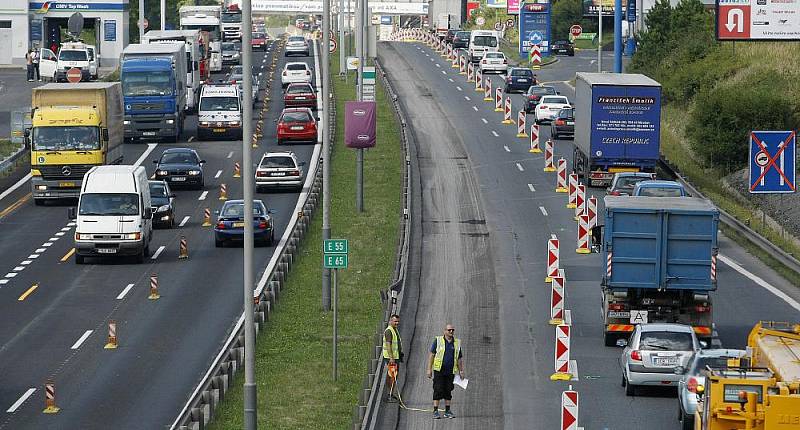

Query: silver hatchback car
[676,348,747,430]
[620,323,701,396]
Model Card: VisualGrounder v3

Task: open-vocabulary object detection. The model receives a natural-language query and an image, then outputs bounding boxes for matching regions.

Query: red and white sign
[556,158,568,192]
[587,196,598,230]
[66,68,82,83]
[569,24,583,38]
[530,44,542,66]
[561,390,579,430]
[717,0,800,40]
[529,124,541,153]
[717,4,751,39]
[543,138,555,171]
[574,184,586,220]
[567,173,579,208]
[546,238,559,282]
[467,1,480,19]
[576,213,591,254]
[553,324,571,375]
[550,269,565,324]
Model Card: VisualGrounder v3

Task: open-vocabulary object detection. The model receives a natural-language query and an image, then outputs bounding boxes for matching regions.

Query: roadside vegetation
[208,47,403,429]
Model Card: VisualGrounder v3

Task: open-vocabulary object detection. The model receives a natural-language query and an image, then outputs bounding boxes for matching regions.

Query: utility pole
[355,0,366,212]
[160,0,165,30]
[614,0,622,72]
[138,0,145,41]
[241,0,258,427]
[597,6,602,73]
[322,0,332,311]
[339,0,345,75]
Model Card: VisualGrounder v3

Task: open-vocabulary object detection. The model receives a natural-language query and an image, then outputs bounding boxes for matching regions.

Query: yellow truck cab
[29,83,124,205]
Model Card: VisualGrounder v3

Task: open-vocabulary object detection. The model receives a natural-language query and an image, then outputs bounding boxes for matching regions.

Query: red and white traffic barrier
[606,251,613,279]
[43,380,60,413]
[529,124,541,153]
[531,44,543,69]
[502,97,513,124]
[549,269,565,325]
[494,87,503,112]
[452,49,459,68]
[219,183,228,201]
[556,158,568,192]
[149,272,160,300]
[576,213,591,254]
[484,79,492,101]
[567,173,579,208]
[711,254,717,281]
[467,62,475,83]
[546,237,559,283]
[574,184,586,221]
[543,139,555,171]
[202,208,212,227]
[587,196,598,230]
[459,55,466,75]
[551,324,572,380]
[105,319,118,349]
[561,389,579,430]
[516,110,528,138]
[475,69,483,91]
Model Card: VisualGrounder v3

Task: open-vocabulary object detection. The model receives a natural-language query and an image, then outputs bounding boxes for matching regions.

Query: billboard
[716,0,800,40]
[583,0,619,16]
[345,101,377,149]
[519,2,551,58]
[467,1,480,19]
[508,0,521,15]
[487,0,508,9]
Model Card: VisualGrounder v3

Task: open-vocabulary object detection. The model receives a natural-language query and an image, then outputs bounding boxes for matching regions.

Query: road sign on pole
[323,239,349,268]
[749,131,796,193]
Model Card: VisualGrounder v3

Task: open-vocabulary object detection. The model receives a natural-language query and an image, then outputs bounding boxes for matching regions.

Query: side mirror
[143,207,153,220]
[24,129,30,138]
[102,128,109,141]
[152,159,158,164]
[616,338,628,348]
[699,340,708,349]
[68,207,77,220]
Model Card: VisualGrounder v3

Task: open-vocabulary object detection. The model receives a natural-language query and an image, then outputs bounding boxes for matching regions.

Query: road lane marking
[504,145,511,152]
[436,63,441,67]
[0,173,33,204]
[6,388,36,413]
[13,266,25,271]
[456,86,462,91]
[42,243,53,247]
[227,151,234,159]
[67,222,75,227]
[481,118,488,124]
[528,184,536,192]
[70,330,93,350]
[448,78,454,82]
[198,191,208,201]
[61,227,71,232]
[472,106,478,111]
[60,248,75,262]
[215,170,222,179]
[0,280,8,285]
[491,131,499,137]
[133,143,158,168]
[6,273,18,278]
[516,163,524,172]
[151,245,166,260]
[464,96,470,101]
[718,254,800,312]
[55,232,65,237]
[117,283,135,300]
[18,283,38,301]
[0,194,30,219]
[21,260,32,265]
[188,136,195,142]
[48,237,58,242]
[539,206,548,216]
[179,216,190,227]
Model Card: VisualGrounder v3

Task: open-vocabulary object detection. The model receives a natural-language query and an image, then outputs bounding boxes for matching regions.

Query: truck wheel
[604,332,617,347]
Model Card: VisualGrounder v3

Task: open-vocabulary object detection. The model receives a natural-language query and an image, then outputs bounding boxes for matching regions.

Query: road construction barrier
[149,273,160,300]
[105,320,118,349]
[459,56,466,75]
[502,97,514,124]
[467,62,475,83]
[252,134,259,149]
[576,213,591,254]
[531,44,543,70]
[484,79,492,101]
[219,183,228,201]
[551,324,572,380]
[556,158,568,192]
[587,196,598,230]
[549,269,565,325]
[574,184,585,221]
[543,139,555,171]
[452,49,460,68]
[494,88,503,112]
[202,208,212,227]
[179,236,188,260]
[475,70,483,92]
[546,237,559,283]
[567,174,578,208]
[233,162,241,178]
[529,124,541,153]
[561,389,579,430]
[517,110,528,138]
[43,381,60,414]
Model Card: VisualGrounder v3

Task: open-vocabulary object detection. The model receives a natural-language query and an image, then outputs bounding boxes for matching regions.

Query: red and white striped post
[551,324,572,380]
[556,158,568,192]
[202,208,212,227]
[516,110,528,138]
[459,55,466,74]
[179,235,188,260]
[43,380,60,413]
[484,78,492,101]
[219,183,228,201]
[574,184,586,221]
[543,139,555,171]
[475,69,483,92]
[606,251,613,280]
[711,253,717,282]
[561,389,579,430]
[149,273,160,300]
[529,124,541,153]
[576,213,591,254]
[233,162,241,178]
[467,62,475,83]
[494,87,503,112]
[587,196,598,230]
[502,97,514,124]
[567,173,579,208]
[530,44,543,70]
[105,320,118,349]
[546,237,559,283]
[452,48,460,68]
[549,269,565,325]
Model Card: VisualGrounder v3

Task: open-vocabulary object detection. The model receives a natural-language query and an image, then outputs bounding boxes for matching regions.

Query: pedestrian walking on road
[426,323,464,419]
[383,314,403,401]
[25,49,34,82]
[31,48,41,82]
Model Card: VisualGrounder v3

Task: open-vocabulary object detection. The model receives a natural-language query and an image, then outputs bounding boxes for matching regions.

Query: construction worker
[426,323,464,419]
[382,314,402,401]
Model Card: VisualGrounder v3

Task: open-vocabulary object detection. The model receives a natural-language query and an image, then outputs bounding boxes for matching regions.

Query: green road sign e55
[323,239,348,254]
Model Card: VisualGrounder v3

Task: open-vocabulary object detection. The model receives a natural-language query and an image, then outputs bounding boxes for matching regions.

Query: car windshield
[221,12,241,23]
[615,176,649,190]
[288,36,305,43]
[221,203,263,217]
[149,183,170,203]
[282,111,311,122]
[639,331,694,351]
[511,69,532,76]
[222,42,241,51]
[287,63,307,71]
[485,53,503,59]
[122,70,173,96]
[473,35,498,47]
[33,126,100,151]
[160,152,197,165]
[59,50,88,62]
[261,157,296,168]
[200,96,239,111]
[541,96,569,104]
[79,193,140,216]
[287,85,312,94]
[529,86,557,96]
[456,32,470,38]
[253,32,265,39]
[638,187,683,197]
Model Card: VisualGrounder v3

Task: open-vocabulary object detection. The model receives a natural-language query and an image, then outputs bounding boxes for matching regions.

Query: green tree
[551,0,597,40]
[629,0,672,75]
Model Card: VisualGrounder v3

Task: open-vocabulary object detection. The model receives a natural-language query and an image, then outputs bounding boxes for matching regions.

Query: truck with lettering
[29,83,124,205]
[221,3,243,41]
[573,73,662,187]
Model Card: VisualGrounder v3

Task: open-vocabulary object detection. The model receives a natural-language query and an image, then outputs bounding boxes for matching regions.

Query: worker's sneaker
[444,411,455,419]
[432,410,441,419]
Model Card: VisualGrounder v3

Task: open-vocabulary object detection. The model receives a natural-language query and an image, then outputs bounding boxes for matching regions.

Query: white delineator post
[546,237,559,283]
[587,196,598,230]
[556,158,568,192]
[561,388,579,430]
[549,269,565,325]
[576,213,591,254]
[543,139,555,171]
[495,87,503,112]
[502,97,514,124]
[567,173,579,208]
[529,124,541,153]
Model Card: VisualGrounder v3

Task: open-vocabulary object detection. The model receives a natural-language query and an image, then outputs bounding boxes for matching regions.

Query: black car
[504,68,536,93]
[153,148,205,190]
[149,180,176,228]
[452,31,470,49]
[551,40,575,56]
[550,107,575,139]
[445,29,457,44]
[525,85,558,113]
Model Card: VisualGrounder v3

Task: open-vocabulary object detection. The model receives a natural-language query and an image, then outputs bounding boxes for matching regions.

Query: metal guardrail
[0,144,27,174]
[659,158,800,275]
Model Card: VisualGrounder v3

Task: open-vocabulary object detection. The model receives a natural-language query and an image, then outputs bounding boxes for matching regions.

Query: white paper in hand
[454,375,469,390]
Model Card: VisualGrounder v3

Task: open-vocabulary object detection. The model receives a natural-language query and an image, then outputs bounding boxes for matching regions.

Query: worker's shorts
[432,371,455,401]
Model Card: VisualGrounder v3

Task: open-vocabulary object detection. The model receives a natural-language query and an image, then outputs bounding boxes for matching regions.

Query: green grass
[207,49,403,430]
[0,139,19,158]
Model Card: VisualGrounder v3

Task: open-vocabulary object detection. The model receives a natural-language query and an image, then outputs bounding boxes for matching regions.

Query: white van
[468,30,500,63]
[197,83,242,140]
[73,165,153,264]
[56,42,95,82]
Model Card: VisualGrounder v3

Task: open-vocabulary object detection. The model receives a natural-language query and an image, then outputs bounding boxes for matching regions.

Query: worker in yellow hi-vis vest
[426,323,464,419]
[382,314,403,401]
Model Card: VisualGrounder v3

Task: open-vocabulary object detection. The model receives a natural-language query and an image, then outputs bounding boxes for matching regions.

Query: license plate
[97,248,117,254]
[295,97,306,100]
[233,222,245,228]
[608,311,630,318]
[271,172,286,176]
[143,131,157,136]
[518,79,528,82]
[566,121,574,125]
[653,357,678,366]
[59,181,76,187]
[291,126,304,130]
[213,128,226,133]
[171,177,186,182]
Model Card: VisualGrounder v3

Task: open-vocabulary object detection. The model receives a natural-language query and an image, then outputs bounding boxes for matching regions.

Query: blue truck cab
[599,196,719,346]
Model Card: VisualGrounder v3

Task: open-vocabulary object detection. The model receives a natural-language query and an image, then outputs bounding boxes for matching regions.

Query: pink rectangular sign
[507,0,521,15]
[345,101,377,149]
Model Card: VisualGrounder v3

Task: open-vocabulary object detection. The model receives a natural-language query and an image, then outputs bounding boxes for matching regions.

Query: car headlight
[123,120,131,125]
[76,233,92,240]
[122,233,141,240]
[166,119,175,124]
[188,170,201,176]
[156,170,169,176]
[234,53,240,58]
[157,205,171,212]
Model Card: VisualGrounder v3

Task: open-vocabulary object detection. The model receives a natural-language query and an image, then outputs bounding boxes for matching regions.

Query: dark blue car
[214,199,276,247]
[503,67,537,94]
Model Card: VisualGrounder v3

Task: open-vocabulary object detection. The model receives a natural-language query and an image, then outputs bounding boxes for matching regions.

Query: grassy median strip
[208,49,402,429]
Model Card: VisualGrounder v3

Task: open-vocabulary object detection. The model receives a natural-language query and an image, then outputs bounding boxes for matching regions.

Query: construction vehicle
[694,321,800,430]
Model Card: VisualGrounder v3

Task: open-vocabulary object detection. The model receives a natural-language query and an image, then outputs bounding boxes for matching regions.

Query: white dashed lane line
[472,106,478,112]
[504,146,511,152]
[481,118,488,124]
[456,86,462,91]
[464,96,470,101]
[540,206,549,216]
[117,283,135,300]
[179,216,190,227]
[226,151,233,159]
[198,191,209,201]
[448,78,454,82]
[214,170,222,179]
[12,266,24,272]
[42,243,53,248]
[70,330,93,350]
[28,254,40,259]
[491,131,499,137]
[150,245,166,260]
[20,260,31,265]
[528,184,536,192]
[6,388,36,413]
[516,163,524,172]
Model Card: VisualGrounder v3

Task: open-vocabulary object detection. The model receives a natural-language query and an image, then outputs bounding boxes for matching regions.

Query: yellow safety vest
[383,325,400,360]
[432,336,460,374]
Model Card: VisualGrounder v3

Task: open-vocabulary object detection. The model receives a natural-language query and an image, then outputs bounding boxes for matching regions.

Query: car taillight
[282,71,287,76]
[555,119,565,126]
[610,190,621,196]
[503,60,507,64]
[258,221,268,229]
[289,170,300,176]
[540,105,548,109]
[695,305,711,313]
[216,222,226,230]
[608,303,625,311]
[630,350,642,361]
[529,95,538,100]
[306,70,311,75]
[256,171,268,177]
[687,377,698,393]
[481,59,486,64]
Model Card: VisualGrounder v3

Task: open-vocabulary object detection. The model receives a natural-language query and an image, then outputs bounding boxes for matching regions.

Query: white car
[534,95,571,124]
[281,62,312,87]
[255,151,305,191]
[478,52,508,74]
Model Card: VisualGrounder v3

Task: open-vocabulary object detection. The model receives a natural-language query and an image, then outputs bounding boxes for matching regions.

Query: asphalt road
[377,41,800,430]
[0,39,321,429]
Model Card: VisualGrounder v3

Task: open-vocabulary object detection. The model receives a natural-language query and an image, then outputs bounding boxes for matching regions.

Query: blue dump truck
[573,73,662,187]
[120,43,187,142]
[597,197,719,347]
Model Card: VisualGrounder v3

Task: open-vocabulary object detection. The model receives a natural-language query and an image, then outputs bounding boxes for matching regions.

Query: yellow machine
[29,83,123,205]
[695,321,800,430]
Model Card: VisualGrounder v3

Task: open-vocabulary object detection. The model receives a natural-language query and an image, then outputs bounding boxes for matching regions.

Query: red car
[276,107,317,145]
[251,32,269,51]
[283,83,317,110]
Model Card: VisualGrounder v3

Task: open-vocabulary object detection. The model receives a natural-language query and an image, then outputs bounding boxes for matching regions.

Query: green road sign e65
[324,254,348,269]
[323,239,348,254]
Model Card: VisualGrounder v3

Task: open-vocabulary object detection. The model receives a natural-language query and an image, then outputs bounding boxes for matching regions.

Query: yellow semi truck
[694,321,800,430]
[29,83,124,205]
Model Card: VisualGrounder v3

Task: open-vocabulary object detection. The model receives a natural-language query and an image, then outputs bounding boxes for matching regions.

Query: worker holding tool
[383,314,403,401]
[426,323,464,419]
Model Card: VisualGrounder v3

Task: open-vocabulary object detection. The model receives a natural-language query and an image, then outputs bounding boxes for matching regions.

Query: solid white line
[215,170,222,179]
[0,173,32,203]
[528,184,536,192]
[448,78,454,82]
[179,216,190,227]
[539,206,548,216]
[20,260,31,265]
[718,254,800,312]
[12,266,24,272]
[472,106,478,111]
[6,388,36,413]
[504,145,511,152]
[132,143,158,168]
[70,330,93,350]
[456,86,462,91]
[491,131,499,137]
[150,245,166,260]
[198,191,208,201]
[481,118,488,124]
[117,283,135,300]
[226,151,234,159]
[516,163,524,172]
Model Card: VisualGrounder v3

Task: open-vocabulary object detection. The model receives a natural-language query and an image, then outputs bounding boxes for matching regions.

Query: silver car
[620,323,701,396]
[255,151,305,191]
[677,348,747,430]
[285,35,309,56]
